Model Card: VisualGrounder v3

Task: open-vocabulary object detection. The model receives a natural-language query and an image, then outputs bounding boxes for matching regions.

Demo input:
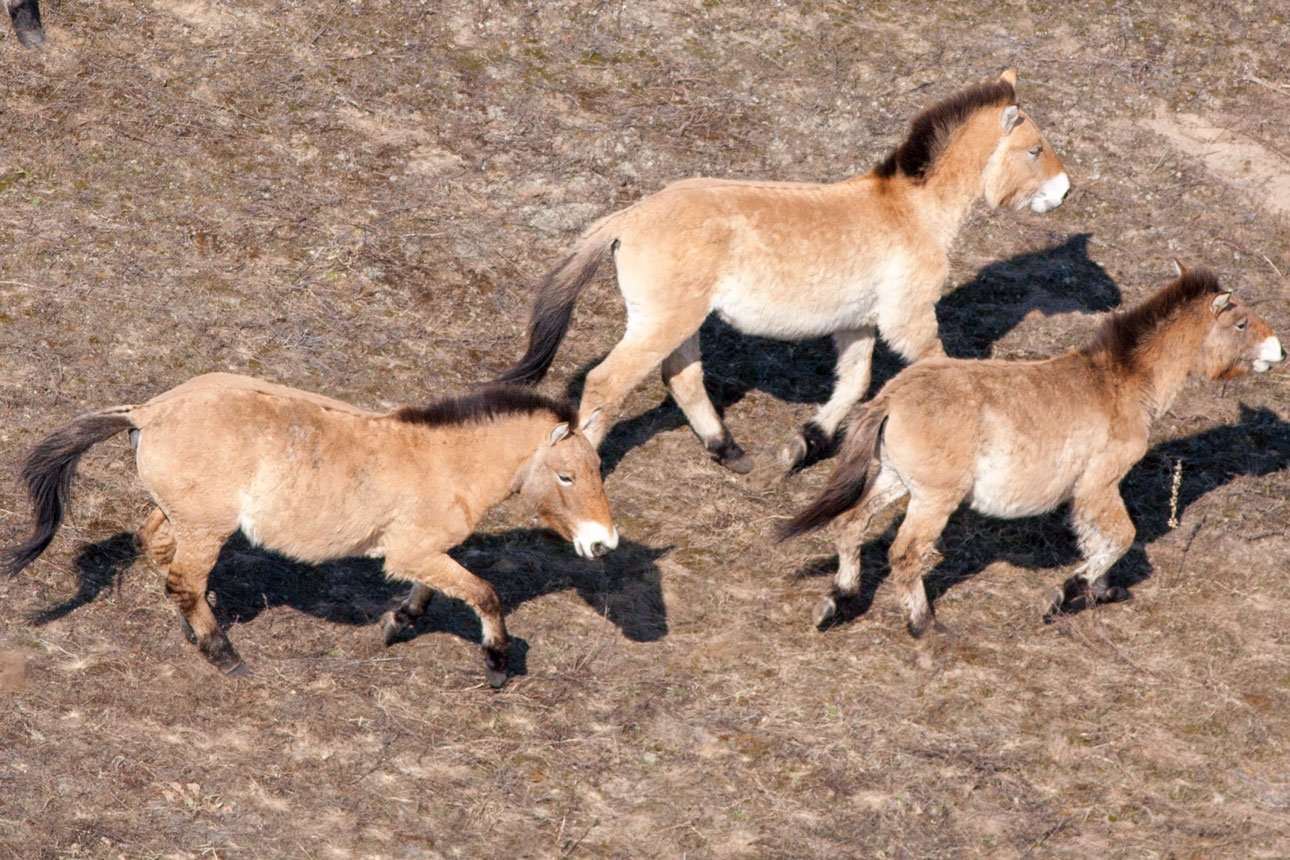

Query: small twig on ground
[1243,75,1290,97]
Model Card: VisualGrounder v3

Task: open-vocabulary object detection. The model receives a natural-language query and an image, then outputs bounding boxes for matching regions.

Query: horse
[779,266,1283,638]
[495,69,1070,474]
[1,374,619,688]
[6,0,43,47]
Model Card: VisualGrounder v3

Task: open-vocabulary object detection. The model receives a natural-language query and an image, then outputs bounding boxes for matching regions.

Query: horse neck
[906,121,998,249]
[1118,307,1209,423]
[428,415,552,512]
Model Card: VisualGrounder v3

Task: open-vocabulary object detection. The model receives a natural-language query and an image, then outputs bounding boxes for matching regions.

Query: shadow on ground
[573,233,1118,472]
[29,528,671,673]
[795,404,1290,625]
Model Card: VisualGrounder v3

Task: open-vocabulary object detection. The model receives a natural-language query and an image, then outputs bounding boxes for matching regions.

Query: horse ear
[1001,105,1021,132]
[548,422,570,445]
[999,68,1017,87]
[579,408,602,433]
[1171,258,1186,277]
[1210,292,1233,314]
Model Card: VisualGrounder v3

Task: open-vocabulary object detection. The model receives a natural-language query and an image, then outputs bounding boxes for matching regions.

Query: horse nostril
[590,541,609,558]
[1061,185,1071,200]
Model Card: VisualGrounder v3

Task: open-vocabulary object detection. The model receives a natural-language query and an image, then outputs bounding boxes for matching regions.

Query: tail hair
[494,231,616,386]
[1,411,134,577]
[777,405,889,541]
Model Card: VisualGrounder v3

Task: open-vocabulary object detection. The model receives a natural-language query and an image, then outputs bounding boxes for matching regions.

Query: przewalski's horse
[1,374,618,687]
[495,69,1070,474]
[780,266,1282,637]
[6,0,43,47]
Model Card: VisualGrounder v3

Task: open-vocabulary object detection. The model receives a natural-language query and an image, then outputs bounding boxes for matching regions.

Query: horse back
[129,375,420,561]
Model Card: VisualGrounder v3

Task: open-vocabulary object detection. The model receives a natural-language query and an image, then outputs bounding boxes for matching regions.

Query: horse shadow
[29,528,671,677]
[937,232,1119,359]
[799,404,1290,625]
[574,233,1118,473]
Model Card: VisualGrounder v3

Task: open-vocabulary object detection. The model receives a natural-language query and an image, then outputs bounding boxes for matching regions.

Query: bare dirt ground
[2,1,1289,857]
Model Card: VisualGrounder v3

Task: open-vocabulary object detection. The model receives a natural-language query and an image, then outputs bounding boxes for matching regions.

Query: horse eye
[557,473,574,486]
[1235,320,1247,331]
[1028,145,1042,158]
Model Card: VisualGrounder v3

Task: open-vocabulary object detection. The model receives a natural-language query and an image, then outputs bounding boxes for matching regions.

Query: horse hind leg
[888,495,955,639]
[136,506,176,570]
[661,334,752,473]
[815,465,907,629]
[779,327,878,472]
[578,306,707,449]
[1045,490,1134,621]
[164,531,245,676]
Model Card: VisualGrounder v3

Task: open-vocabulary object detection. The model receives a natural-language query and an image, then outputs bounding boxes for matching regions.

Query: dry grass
[2,1,1288,857]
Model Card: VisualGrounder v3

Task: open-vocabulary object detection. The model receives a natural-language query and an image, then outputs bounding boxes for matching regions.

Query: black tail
[1,412,135,577]
[778,404,889,541]
[494,232,616,386]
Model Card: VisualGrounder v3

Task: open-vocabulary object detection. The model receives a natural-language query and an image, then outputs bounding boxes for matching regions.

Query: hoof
[777,434,808,472]
[720,449,756,474]
[16,26,45,48]
[907,612,940,639]
[176,613,199,645]
[200,634,245,676]
[380,609,412,647]
[9,0,44,48]
[813,594,839,629]
[1099,585,1132,604]
[707,435,756,474]
[482,642,509,689]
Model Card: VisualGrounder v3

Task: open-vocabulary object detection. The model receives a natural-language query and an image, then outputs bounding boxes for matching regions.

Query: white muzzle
[573,522,619,559]
[1253,336,1284,373]
[1029,172,1070,213]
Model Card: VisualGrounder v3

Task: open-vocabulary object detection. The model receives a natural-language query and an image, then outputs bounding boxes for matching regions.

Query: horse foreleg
[879,292,946,365]
[164,531,244,676]
[661,334,752,473]
[385,553,510,688]
[780,326,878,471]
[1046,490,1134,620]
[888,496,955,638]
[815,465,907,628]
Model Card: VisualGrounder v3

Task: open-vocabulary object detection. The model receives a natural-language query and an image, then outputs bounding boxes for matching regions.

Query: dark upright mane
[393,385,577,429]
[1086,268,1224,368]
[874,79,1016,182]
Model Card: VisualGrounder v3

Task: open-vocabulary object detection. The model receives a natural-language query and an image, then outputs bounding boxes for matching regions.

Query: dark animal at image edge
[780,266,1284,637]
[1,374,619,688]
[495,69,1070,474]
[6,0,43,47]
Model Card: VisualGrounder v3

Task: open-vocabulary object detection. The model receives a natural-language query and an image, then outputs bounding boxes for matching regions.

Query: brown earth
[2,1,1289,857]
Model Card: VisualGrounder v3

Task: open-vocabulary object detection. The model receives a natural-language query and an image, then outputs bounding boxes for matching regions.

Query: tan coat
[4,374,617,687]
[498,70,1070,474]
[783,268,1284,636]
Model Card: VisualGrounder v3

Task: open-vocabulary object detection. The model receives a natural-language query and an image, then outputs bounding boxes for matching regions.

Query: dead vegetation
[1,1,1288,857]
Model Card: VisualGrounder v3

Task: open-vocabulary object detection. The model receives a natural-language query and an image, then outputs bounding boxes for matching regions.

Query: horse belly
[967,453,1076,519]
[235,473,389,565]
[712,265,882,339]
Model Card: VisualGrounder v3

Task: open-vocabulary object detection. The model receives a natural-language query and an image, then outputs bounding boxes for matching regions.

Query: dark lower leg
[8,0,44,47]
